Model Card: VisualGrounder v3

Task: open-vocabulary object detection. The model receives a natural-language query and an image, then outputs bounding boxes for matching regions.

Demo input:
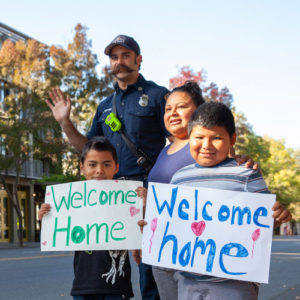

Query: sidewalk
[0,241,40,249]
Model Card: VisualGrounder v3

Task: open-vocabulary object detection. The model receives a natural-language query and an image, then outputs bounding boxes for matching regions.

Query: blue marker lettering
[158,222,178,264]
[178,199,189,220]
[253,207,270,228]
[152,185,178,217]
[202,201,213,221]
[219,243,248,275]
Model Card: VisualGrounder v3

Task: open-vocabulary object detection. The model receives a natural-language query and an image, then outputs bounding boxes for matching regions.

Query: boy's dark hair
[81,136,118,164]
[166,81,205,107]
[188,101,236,137]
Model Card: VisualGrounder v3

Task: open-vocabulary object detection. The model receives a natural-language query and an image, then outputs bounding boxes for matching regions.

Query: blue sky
[1,0,299,149]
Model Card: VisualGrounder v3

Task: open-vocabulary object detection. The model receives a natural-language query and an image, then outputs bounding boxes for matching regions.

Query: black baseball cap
[104,35,140,56]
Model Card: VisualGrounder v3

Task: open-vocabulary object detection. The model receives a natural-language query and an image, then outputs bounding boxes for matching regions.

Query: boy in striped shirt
[164,101,291,300]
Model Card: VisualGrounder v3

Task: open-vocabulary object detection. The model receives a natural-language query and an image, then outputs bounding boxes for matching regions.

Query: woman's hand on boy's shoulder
[272,201,292,228]
[38,203,51,221]
[235,154,259,171]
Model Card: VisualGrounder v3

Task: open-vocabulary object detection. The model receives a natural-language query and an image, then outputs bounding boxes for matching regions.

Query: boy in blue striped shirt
[154,101,291,300]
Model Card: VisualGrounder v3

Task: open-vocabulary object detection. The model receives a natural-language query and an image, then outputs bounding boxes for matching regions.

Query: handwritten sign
[142,182,275,283]
[41,180,143,251]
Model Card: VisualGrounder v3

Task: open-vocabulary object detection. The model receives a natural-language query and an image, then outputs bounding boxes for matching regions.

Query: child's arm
[272,201,292,228]
[132,187,148,264]
[136,187,147,217]
[131,187,148,265]
[132,220,148,264]
[38,203,51,221]
[131,249,142,264]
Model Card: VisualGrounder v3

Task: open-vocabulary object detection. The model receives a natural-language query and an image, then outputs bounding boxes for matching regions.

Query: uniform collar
[114,74,146,93]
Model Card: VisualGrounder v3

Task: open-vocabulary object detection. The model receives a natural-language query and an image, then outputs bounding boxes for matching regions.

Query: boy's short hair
[81,136,118,164]
[188,101,236,137]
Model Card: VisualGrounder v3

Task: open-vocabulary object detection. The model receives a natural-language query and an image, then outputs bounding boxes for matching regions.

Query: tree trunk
[14,174,24,247]
[14,189,24,247]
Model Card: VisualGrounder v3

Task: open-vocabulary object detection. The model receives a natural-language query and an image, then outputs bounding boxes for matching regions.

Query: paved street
[0,246,141,300]
[0,236,299,300]
[259,236,300,300]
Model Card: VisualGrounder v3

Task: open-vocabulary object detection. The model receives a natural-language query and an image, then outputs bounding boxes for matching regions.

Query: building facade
[0,22,49,244]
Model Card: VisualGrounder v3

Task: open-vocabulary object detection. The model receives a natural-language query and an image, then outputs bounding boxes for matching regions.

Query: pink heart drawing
[42,241,47,246]
[115,180,119,183]
[46,191,50,196]
[129,207,140,216]
[191,221,206,236]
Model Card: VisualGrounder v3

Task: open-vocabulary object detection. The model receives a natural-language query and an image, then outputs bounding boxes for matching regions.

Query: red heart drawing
[115,180,119,183]
[42,241,47,246]
[129,207,140,216]
[191,221,206,236]
[46,191,50,196]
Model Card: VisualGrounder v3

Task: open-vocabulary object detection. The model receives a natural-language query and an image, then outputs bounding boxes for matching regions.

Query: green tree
[169,65,300,210]
[262,137,300,207]
[233,109,271,174]
[0,23,114,245]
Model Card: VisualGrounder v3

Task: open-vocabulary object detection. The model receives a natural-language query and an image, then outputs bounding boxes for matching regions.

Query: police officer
[46,35,169,300]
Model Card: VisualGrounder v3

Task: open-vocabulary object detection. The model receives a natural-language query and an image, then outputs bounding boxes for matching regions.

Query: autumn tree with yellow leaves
[0,24,113,246]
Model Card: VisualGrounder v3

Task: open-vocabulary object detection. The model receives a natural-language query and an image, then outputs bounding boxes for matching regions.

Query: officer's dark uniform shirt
[87,74,169,177]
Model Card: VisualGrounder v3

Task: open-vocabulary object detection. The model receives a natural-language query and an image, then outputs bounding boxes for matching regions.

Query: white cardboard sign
[41,180,143,251]
[142,182,275,283]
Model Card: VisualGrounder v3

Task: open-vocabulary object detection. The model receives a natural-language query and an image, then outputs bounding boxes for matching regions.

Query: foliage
[262,137,300,207]
[0,38,65,246]
[49,24,114,132]
[169,65,300,212]
[169,66,233,108]
[0,23,114,245]
[48,24,114,176]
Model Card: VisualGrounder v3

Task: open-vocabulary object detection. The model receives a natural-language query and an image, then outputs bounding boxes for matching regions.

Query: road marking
[0,253,73,262]
[272,252,300,256]
[273,239,300,242]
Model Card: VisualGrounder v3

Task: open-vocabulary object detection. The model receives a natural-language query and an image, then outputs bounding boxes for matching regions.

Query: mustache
[110,64,136,75]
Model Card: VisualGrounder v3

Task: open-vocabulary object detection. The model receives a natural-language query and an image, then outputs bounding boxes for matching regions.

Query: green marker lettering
[86,222,109,244]
[84,182,87,207]
[52,216,71,247]
[71,226,86,244]
[99,191,108,205]
[87,189,97,206]
[126,190,137,204]
[51,184,72,212]
[111,221,126,241]
[71,192,83,208]
[109,190,125,205]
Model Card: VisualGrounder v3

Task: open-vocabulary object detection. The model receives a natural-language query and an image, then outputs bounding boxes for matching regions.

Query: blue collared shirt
[87,74,169,177]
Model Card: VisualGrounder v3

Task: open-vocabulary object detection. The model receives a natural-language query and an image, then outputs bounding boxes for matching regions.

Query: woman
[148,81,254,184]
[145,81,205,299]
[147,81,204,184]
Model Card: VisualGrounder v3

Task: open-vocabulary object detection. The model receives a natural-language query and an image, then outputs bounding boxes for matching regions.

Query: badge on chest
[139,94,149,107]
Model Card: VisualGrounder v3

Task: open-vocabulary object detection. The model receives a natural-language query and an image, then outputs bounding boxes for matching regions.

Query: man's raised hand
[46,87,71,126]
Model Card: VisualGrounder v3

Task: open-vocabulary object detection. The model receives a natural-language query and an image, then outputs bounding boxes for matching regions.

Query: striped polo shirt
[171,158,269,194]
